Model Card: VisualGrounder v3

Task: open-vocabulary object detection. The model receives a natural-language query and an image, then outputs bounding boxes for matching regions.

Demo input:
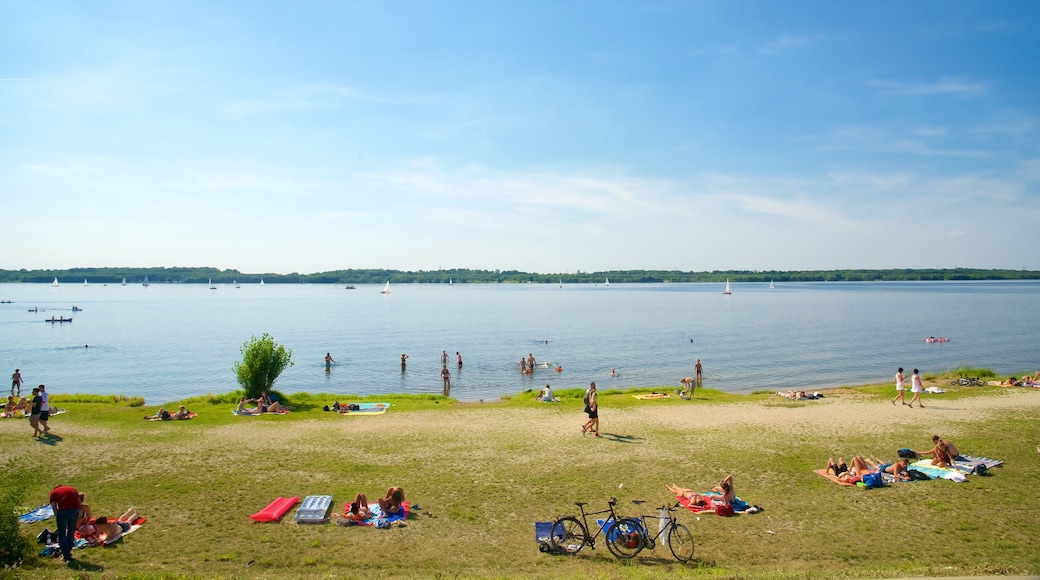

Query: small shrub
[232,333,294,399]
[0,457,39,568]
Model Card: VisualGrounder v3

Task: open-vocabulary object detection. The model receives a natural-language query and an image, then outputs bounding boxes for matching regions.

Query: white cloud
[867,77,987,97]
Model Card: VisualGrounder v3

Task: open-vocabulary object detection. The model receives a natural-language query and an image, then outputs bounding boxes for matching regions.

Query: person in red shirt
[49,485,81,563]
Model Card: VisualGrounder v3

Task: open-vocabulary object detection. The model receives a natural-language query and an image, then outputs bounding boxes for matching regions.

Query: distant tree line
[1,267,1038,284]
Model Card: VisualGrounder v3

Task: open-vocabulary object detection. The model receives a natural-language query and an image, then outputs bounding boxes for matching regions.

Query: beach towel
[250,496,300,522]
[145,412,197,421]
[337,402,390,416]
[339,501,409,527]
[676,493,750,514]
[909,460,969,481]
[633,393,669,400]
[956,455,1003,470]
[18,504,54,524]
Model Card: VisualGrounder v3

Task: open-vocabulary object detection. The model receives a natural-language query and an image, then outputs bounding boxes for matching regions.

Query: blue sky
[3,1,1038,274]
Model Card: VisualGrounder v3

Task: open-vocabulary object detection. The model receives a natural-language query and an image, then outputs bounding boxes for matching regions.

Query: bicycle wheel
[667,523,695,562]
[549,516,588,555]
[605,518,645,559]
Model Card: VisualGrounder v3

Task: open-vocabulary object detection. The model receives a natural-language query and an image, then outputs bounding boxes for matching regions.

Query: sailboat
[723,280,732,295]
[259,279,265,287]
[768,279,775,290]
[52,277,59,287]
[380,281,390,294]
[209,278,217,290]
[449,278,453,286]
[142,275,150,287]
[605,277,610,287]
[83,279,88,286]
[121,277,127,286]
[234,279,240,288]
[559,279,563,288]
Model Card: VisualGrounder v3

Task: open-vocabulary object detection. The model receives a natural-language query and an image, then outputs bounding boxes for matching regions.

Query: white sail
[380,280,390,294]
[449,278,453,285]
[121,277,127,286]
[142,275,150,287]
[768,279,775,290]
[259,278,264,286]
[723,279,732,295]
[605,277,610,286]
[83,279,88,286]
[52,277,59,287]
[209,278,216,289]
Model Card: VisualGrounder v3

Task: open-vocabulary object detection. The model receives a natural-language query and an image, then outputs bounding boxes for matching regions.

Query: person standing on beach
[11,368,22,397]
[694,359,703,385]
[908,369,924,408]
[38,384,51,435]
[440,365,451,396]
[29,386,43,437]
[49,484,82,564]
[892,367,906,406]
[582,382,599,437]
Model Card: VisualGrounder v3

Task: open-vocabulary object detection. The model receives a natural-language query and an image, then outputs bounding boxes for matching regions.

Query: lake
[1,280,1037,405]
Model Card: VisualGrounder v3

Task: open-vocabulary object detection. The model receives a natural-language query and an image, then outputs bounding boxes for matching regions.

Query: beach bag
[897,448,917,459]
[862,472,884,488]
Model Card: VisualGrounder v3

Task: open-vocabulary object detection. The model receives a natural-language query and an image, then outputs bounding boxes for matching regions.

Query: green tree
[233,333,294,399]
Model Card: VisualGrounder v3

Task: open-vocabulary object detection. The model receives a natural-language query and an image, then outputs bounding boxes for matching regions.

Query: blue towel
[19,504,53,524]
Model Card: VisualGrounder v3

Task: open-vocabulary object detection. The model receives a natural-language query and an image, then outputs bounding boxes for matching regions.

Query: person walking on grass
[892,367,906,406]
[908,369,924,408]
[582,381,600,437]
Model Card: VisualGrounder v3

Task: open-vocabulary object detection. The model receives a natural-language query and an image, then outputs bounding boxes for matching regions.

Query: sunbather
[94,508,139,543]
[917,435,958,467]
[825,456,878,482]
[343,493,373,521]
[170,405,191,419]
[236,397,261,415]
[667,475,736,506]
[871,457,910,481]
[377,487,405,515]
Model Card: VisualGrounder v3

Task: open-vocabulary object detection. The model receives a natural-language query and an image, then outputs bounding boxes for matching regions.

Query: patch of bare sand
[382,389,1040,445]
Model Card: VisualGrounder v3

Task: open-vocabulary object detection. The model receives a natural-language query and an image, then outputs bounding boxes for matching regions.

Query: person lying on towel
[667,475,735,507]
[94,508,139,543]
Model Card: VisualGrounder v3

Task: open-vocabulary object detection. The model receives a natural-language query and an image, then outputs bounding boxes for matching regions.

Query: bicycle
[948,377,983,387]
[549,497,632,556]
[604,500,695,562]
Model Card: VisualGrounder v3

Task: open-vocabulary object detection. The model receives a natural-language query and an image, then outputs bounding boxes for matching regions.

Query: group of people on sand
[339,487,406,524]
[824,435,960,484]
[999,372,1039,387]
[891,367,927,408]
[236,392,287,415]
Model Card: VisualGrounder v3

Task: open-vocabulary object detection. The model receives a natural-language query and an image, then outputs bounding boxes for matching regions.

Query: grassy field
[1,373,1038,579]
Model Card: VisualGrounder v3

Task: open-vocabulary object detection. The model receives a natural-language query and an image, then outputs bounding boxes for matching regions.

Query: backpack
[862,472,884,488]
[907,469,930,481]
[897,448,917,459]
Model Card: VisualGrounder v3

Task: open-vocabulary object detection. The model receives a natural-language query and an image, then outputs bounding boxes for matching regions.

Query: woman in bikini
[343,493,373,521]
[93,508,139,543]
[378,487,405,516]
[667,475,736,507]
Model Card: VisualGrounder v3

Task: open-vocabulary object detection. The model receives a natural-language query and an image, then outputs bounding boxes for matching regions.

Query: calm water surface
[1,281,1037,405]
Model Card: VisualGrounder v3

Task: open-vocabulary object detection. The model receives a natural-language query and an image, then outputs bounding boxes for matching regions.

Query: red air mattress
[249,496,299,522]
